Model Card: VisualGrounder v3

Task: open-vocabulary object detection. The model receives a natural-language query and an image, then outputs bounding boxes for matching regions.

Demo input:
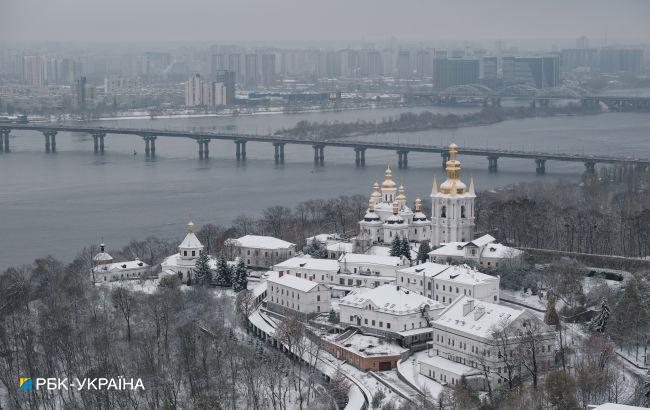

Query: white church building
[160,221,215,284]
[358,143,476,249]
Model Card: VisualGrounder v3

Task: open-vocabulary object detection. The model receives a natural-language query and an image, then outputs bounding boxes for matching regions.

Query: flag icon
[19,378,32,391]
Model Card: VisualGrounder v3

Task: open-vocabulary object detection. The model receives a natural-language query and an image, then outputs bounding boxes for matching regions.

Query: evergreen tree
[544,293,560,326]
[232,258,248,292]
[304,239,328,259]
[416,241,431,264]
[194,249,212,286]
[400,237,411,260]
[390,236,402,257]
[214,256,232,287]
[589,298,610,333]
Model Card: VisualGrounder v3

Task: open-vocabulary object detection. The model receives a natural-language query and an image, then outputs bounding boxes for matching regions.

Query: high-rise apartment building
[261,53,276,87]
[244,53,259,88]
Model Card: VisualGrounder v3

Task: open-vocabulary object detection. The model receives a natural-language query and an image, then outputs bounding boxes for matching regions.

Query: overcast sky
[1,0,649,45]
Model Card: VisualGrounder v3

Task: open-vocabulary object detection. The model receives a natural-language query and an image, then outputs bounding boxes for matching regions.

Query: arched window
[441,205,447,218]
[461,205,466,218]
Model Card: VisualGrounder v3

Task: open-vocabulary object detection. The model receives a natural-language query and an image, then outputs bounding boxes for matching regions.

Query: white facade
[338,253,406,277]
[93,258,151,282]
[92,243,150,283]
[160,221,211,284]
[431,143,476,247]
[338,284,445,346]
[430,234,524,268]
[267,271,331,315]
[397,262,500,305]
[425,295,556,386]
[272,256,395,295]
[231,235,296,268]
[358,144,476,249]
[358,168,431,246]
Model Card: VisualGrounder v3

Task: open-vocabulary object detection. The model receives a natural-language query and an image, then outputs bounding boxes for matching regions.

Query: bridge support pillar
[354,147,366,166]
[273,142,284,164]
[43,131,57,153]
[144,137,150,157]
[240,140,246,160]
[441,151,450,169]
[313,144,324,165]
[197,139,209,159]
[488,155,499,173]
[236,140,242,161]
[535,158,546,175]
[0,129,8,152]
[398,150,408,168]
[92,133,106,154]
[150,137,156,156]
[584,160,596,173]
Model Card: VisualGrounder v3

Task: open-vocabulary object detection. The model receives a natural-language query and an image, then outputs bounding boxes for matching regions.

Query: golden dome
[396,184,407,203]
[392,200,399,215]
[187,221,195,233]
[414,197,422,212]
[440,143,466,195]
[371,180,381,200]
[368,198,376,212]
[382,164,397,188]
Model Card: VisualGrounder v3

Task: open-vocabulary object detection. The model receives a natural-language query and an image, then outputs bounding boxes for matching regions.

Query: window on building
[183,251,187,256]
[350,316,354,322]
[386,323,390,329]
[441,206,447,218]
[379,321,383,328]
[192,251,195,257]
[372,320,375,326]
[365,318,368,324]
[461,205,466,218]
[317,295,320,301]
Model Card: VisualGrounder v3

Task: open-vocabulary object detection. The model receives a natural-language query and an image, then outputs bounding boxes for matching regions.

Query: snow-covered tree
[400,238,411,260]
[416,241,431,263]
[589,298,610,333]
[304,239,328,259]
[194,249,212,286]
[544,293,560,326]
[213,256,232,287]
[232,258,248,292]
[390,236,402,257]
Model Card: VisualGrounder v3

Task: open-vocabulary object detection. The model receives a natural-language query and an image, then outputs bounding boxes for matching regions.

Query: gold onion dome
[371,180,381,200]
[396,184,407,202]
[382,164,397,188]
[440,143,467,195]
[187,221,195,233]
[414,198,422,212]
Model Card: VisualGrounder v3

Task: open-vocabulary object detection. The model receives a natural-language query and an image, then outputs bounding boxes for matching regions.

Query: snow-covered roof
[433,295,526,338]
[161,253,219,270]
[306,233,341,244]
[480,243,523,259]
[589,404,649,410]
[339,253,402,267]
[418,355,483,377]
[93,252,113,262]
[93,259,149,273]
[466,234,495,248]
[179,232,203,250]
[430,236,522,260]
[435,265,499,286]
[430,242,467,257]
[267,271,321,293]
[234,235,295,250]
[326,241,354,253]
[273,257,340,272]
[339,284,444,315]
[398,262,451,278]
[367,245,417,260]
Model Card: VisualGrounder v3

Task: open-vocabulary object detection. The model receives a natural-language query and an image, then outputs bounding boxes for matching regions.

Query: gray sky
[1,0,649,44]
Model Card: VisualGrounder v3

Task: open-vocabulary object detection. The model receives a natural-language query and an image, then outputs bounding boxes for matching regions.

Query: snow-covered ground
[500,288,547,311]
[397,352,444,400]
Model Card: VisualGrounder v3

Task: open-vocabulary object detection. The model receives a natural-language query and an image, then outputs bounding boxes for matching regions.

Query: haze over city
[2,0,650,44]
[2,1,650,409]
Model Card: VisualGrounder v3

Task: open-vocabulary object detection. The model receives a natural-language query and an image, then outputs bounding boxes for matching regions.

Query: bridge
[405,85,650,112]
[0,123,648,174]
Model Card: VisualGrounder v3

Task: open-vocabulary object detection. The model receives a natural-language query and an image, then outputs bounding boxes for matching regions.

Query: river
[1,106,649,270]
